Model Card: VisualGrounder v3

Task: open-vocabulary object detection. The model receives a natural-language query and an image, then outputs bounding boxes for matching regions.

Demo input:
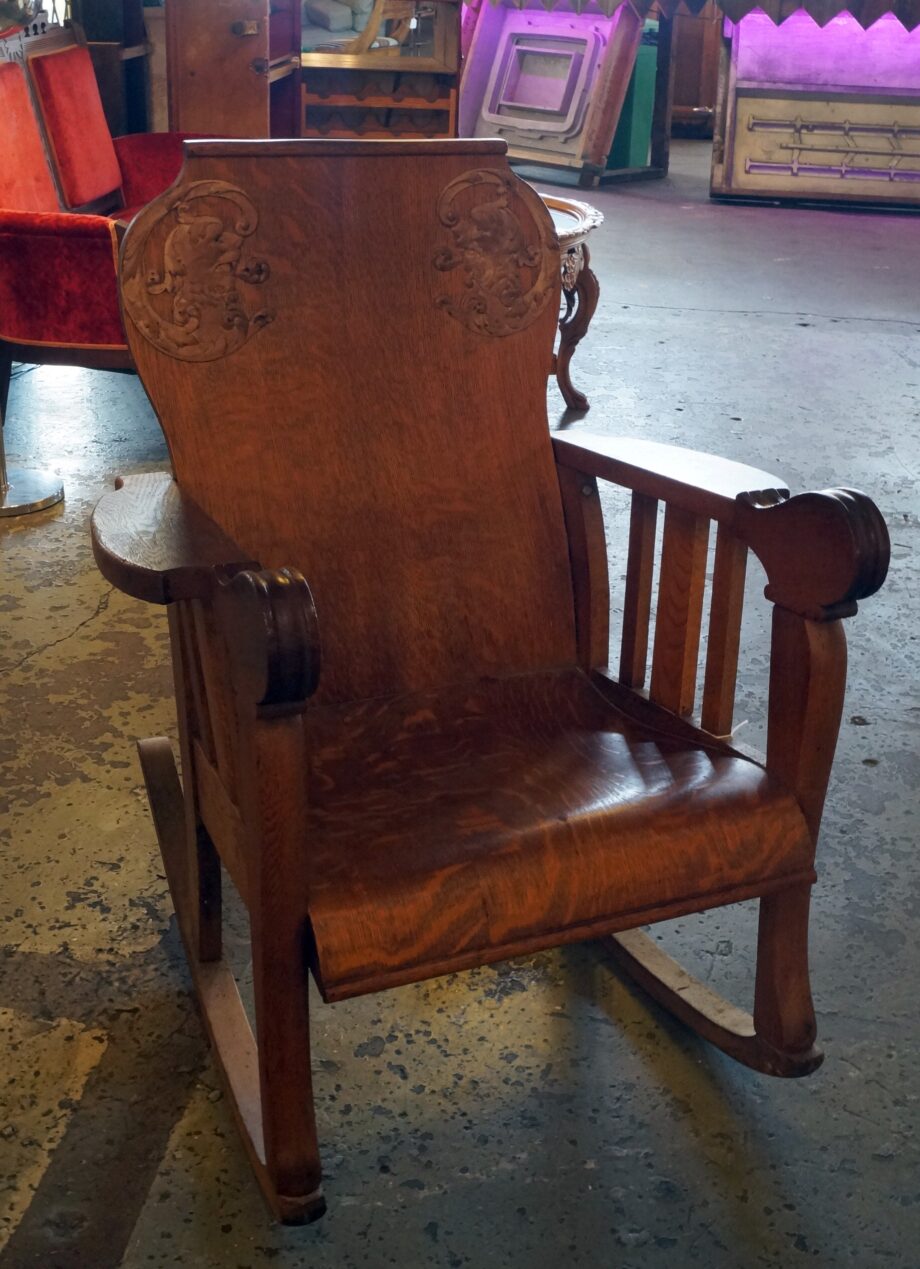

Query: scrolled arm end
[736,486,890,621]
[217,568,321,712]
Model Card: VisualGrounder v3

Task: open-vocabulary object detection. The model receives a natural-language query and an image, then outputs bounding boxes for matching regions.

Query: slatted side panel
[614,498,749,735]
[649,505,709,717]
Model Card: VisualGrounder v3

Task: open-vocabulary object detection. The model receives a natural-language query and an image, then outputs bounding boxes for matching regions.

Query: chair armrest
[553,433,789,521]
[554,432,889,620]
[112,133,198,209]
[92,473,321,710]
[91,472,258,604]
[216,568,322,710]
[736,488,889,621]
[0,208,117,240]
[555,432,889,837]
[0,210,126,347]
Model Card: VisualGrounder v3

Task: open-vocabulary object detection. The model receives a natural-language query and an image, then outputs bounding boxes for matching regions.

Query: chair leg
[251,925,324,1219]
[0,345,65,517]
[753,883,819,1061]
[137,737,326,1223]
[603,883,823,1078]
[556,243,600,412]
[0,345,11,425]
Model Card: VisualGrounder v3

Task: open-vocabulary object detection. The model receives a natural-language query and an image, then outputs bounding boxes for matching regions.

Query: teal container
[608,22,658,170]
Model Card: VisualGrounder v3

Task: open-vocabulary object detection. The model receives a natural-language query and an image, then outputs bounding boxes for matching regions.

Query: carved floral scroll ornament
[121,181,273,363]
[432,169,559,337]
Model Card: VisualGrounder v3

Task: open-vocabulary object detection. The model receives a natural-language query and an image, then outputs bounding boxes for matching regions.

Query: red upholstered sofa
[0,39,195,511]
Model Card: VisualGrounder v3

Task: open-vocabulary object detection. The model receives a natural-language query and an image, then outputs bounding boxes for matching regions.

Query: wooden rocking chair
[91,139,889,1223]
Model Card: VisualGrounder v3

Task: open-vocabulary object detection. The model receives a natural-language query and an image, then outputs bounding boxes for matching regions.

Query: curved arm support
[552,434,890,622]
[91,471,258,603]
[93,474,321,712]
[767,610,847,840]
[216,569,322,713]
[736,487,890,622]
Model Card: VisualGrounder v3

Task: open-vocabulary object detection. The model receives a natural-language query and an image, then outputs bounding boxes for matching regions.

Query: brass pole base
[0,466,64,517]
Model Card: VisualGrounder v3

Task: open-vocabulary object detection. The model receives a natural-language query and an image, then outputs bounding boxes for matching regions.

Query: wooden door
[166,0,270,136]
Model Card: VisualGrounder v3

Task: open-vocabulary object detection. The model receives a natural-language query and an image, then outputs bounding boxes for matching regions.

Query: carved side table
[539,193,603,412]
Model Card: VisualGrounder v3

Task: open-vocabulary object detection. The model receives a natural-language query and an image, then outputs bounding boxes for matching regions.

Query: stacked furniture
[164,0,303,137]
[163,0,460,140]
[300,0,460,139]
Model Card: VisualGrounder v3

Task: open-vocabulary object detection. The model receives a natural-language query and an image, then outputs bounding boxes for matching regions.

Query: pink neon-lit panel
[736,11,920,94]
[501,45,582,111]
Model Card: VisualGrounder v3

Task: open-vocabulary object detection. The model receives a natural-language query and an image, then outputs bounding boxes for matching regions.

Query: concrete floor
[1,141,918,1268]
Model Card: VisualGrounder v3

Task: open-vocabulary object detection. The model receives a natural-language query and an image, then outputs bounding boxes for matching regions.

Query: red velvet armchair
[0,41,193,515]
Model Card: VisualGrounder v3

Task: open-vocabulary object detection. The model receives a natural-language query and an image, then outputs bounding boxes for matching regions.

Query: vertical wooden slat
[557,466,610,671]
[701,526,747,736]
[193,599,241,792]
[166,604,222,963]
[619,491,658,688]
[649,504,709,716]
[176,602,216,764]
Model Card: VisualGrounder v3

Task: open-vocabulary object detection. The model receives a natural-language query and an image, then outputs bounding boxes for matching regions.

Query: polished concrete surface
[1,142,918,1268]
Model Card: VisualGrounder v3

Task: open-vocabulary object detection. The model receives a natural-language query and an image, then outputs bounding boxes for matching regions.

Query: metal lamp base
[0,466,64,517]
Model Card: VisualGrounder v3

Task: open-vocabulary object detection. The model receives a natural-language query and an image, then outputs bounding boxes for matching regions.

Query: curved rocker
[604,923,823,1079]
[138,735,326,1224]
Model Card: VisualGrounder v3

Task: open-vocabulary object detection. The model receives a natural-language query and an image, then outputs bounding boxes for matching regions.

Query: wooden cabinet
[299,0,460,140]
[671,1,721,136]
[164,0,459,139]
[165,0,300,136]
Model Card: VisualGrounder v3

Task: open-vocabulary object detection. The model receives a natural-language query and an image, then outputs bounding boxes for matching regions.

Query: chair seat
[305,669,813,1000]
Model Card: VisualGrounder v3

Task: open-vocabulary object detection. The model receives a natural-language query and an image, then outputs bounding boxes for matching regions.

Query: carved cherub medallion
[433,169,559,338]
[121,180,273,363]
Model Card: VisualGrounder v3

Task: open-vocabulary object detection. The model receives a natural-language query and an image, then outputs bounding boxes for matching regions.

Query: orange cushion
[28,44,121,208]
[0,62,59,212]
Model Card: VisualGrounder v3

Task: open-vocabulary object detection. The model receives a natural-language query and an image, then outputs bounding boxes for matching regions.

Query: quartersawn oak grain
[91,139,890,1224]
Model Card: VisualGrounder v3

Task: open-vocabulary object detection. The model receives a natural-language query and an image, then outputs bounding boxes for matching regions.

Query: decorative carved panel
[121,180,273,363]
[432,168,559,338]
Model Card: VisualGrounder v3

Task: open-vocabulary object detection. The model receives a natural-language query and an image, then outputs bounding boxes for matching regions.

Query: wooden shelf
[302,93,448,110]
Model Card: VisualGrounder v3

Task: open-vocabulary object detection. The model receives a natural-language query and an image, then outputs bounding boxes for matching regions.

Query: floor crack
[0,585,115,678]
[615,301,920,328]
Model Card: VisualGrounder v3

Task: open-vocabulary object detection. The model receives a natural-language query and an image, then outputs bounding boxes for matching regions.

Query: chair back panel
[120,140,577,704]
[28,44,122,208]
[0,62,59,212]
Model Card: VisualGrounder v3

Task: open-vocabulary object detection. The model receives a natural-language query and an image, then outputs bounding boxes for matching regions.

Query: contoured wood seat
[91,138,889,1223]
[305,668,811,998]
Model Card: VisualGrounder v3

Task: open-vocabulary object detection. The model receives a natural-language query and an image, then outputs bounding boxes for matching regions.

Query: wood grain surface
[91,141,891,1221]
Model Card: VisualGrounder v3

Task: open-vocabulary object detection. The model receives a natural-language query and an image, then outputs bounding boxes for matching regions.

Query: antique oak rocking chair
[91,139,889,1222]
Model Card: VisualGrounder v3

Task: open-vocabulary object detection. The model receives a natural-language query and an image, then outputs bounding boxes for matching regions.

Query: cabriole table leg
[556,242,600,412]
